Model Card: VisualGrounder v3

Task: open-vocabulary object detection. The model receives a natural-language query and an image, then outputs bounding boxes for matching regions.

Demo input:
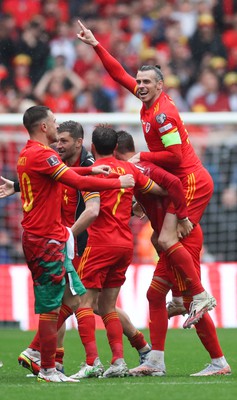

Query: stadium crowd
[0,0,237,261]
[1,0,237,114]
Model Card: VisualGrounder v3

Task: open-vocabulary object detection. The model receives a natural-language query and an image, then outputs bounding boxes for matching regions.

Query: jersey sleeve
[71,166,93,175]
[34,147,122,192]
[140,146,182,168]
[94,43,138,94]
[133,167,155,194]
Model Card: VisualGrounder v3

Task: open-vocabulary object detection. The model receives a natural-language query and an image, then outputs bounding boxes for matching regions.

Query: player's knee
[147,282,167,305]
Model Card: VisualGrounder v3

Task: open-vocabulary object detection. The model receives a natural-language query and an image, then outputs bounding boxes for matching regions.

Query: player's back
[86,156,152,248]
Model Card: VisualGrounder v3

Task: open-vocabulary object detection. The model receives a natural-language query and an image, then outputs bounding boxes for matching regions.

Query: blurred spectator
[222,13,237,70]
[76,68,113,112]
[42,0,69,35]
[0,229,13,263]
[189,13,227,77]
[213,0,237,32]
[126,14,148,55]
[171,0,198,39]
[73,41,96,79]
[14,19,50,85]
[224,72,237,111]
[168,37,196,95]
[1,0,42,30]
[208,56,227,81]
[0,13,17,82]
[12,54,32,95]
[192,68,230,112]
[49,21,76,69]
[34,65,84,113]
[135,0,160,34]
[164,74,189,111]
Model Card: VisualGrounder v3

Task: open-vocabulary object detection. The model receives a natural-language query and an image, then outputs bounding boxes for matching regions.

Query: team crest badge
[145,122,151,133]
[46,155,60,166]
[156,113,167,124]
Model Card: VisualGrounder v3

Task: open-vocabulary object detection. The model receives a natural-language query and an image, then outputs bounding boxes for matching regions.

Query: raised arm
[0,176,16,198]
[77,19,137,94]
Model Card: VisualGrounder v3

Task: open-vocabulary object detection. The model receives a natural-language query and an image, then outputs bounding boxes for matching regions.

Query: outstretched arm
[77,19,137,94]
[0,177,16,198]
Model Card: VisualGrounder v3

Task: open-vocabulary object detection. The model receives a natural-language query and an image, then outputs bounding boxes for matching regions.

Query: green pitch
[0,328,236,400]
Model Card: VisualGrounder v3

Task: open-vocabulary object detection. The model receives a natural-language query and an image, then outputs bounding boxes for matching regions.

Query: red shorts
[72,254,81,271]
[78,246,133,289]
[167,166,214,225]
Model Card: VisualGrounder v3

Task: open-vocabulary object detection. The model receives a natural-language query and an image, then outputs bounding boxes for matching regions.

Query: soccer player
[115,130,231,377]
[14,105,134,383]
[76,20,217,328]
[68,125,179,379]
[0,121,151,375]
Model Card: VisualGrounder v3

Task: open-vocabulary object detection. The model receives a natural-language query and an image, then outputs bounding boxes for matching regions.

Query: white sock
[193,290,207,300]
[212,356,227,367]
[148,350,164,365]
[138,344,151,353]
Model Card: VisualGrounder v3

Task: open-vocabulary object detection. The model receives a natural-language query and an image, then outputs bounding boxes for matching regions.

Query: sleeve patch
[156,113,167,124]
[159,123,173,133]
[46,155,61,167]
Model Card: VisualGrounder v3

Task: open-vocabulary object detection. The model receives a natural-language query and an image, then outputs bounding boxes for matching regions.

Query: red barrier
[0,263,237,330]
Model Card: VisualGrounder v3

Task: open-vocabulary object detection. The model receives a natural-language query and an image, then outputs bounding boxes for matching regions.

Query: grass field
[0,327,236,400]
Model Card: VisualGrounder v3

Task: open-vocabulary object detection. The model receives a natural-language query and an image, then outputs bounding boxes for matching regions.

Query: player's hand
[128,152,141,164]
[91,165,111,175]
[133,201,145,219]
[119,174,135,188]
[0,176,15,198]
[77,20,99,47]
[177,218,193,238]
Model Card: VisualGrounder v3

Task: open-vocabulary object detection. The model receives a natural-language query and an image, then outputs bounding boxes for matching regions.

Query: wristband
[13,181,20,192]
[178,217,189,222]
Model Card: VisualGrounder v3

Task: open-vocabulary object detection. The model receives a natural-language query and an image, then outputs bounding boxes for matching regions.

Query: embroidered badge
[46,155,60,167]
[156,113,167,124]
[145,122,151,133]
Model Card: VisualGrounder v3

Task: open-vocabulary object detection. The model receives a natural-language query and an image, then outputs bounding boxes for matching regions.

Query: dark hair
[116,130,135,153]
[23,105,50,134]
[138,65,164,82]
[57,120,84,139]
[92,125,117,155]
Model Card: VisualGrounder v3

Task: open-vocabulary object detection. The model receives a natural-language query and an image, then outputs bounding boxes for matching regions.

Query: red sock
[183,297,223,358]
[128,330,148,351]
[55,347,64,364]
[166,243,204,295]
[39,311,58,369]
[29,331,40,352]
[102,312,123,364]
[57,304,73,330]
[147,279,170,351]
[195,313,223,358]
[75,307,98,365]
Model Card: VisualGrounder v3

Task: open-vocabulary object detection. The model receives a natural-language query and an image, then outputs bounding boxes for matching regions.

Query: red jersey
[139,92,202,177]
[83,157,154,248]
[17,141,123,241]
[95,43,203,178]
[17,140,69,241]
